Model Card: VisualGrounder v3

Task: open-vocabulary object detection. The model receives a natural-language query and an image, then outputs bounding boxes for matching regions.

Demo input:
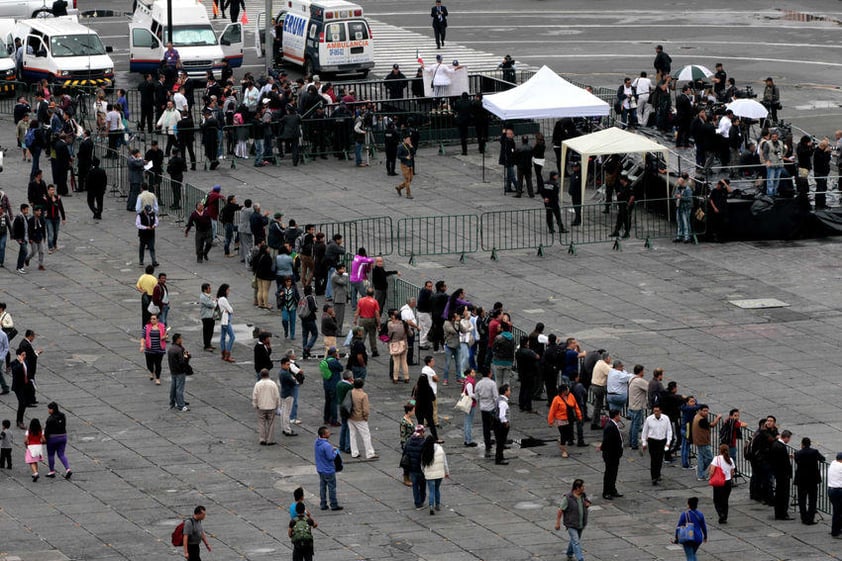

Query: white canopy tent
[561,127,672,201]
[481,65,610,120]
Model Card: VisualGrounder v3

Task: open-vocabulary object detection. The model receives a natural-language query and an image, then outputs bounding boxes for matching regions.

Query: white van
[130,0,243,80]
[12,16,114,87]
[0,0,77,20]
[255,0,374,77]
[0,20,17,92]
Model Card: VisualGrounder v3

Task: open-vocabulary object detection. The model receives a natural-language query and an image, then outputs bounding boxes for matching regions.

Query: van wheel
[303,58,314,77]
[33,8,54,18]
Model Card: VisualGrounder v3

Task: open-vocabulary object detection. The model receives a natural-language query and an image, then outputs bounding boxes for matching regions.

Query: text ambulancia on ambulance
[130,0,243,80]
[255,0,373,77]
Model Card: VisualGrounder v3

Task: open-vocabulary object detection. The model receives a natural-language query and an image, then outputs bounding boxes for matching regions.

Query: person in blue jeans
[554,478,590,561]
[403,425,427,508]
[680,396,701,469]
[692,405,721,481]
[420,435,449,515]
[674,497,707,561]
[314,426,343,511]
[300,286,319,360]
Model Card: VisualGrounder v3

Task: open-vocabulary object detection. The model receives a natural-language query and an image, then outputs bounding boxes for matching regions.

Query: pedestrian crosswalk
[203,0,526,78]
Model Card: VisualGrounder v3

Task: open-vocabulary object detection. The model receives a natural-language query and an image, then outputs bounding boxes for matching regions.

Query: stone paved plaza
[1,105,842,561]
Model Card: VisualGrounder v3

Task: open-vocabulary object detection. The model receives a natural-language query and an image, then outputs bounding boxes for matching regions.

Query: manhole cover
[729,298,790,309]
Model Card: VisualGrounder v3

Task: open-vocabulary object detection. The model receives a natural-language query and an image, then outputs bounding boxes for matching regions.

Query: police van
[255,0,374,77]
[130,0,243,80]
[9,16,114,87]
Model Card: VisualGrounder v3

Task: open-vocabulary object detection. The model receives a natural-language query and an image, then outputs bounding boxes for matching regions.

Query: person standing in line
[554,479,591,561]
[319,347,342,427]
[474,368,498,458]
[828,451,842,537]
[314,426,343,511]
[353,288,380,357]
[430,0,448,49]
[641,405,673,486]
[135,265,157,328]
[183,506,212,561]
[217,284,235,363]
[330,263,349,336]
[185,202,213,263]
[601,409,624,500]
[278,357,298,438]
[627,364,649,450]
[461,368,477,447]
[404,424,427,508]
[794,437,825,525]
[420,434,449,515]
[349,248,373,309]
[199,283,216,352]
[691,404,721,481]
[709,444,735,524]
[770,429,794,520]
[494,384,511,465]
[348,378,378,460]
[43,402,71,479]
[252,368,280,446]
[151,273,170,326]
[140,314,167,385]
[674,497,707,561]
[336,370,353,454]
[167,333,191,412]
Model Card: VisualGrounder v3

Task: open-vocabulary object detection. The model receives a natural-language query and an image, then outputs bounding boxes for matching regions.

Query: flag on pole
[417,49,423,65]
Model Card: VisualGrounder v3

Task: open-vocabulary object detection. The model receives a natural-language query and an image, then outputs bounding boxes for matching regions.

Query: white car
[0,0,77,19]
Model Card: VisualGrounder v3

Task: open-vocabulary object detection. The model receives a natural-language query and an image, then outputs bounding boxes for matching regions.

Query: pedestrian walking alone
[708,444,735,524]
[674,497,707,561]
[554,479,590,561]
[420,434,449,515]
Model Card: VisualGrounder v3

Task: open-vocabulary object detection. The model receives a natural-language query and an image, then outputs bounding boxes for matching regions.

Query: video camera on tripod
[734,84,757,99]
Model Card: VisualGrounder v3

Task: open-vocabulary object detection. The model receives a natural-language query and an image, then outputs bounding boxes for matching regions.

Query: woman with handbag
[140,314,167,385]
[24,418,44,482]
[459,369,477,447]
[674,497,707,561]
[547,384,582,458]
[708,444,735,524]
[387,310,410,384]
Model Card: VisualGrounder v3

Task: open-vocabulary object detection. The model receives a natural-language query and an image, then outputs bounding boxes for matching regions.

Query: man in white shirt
[828,451,842,536]
[494,384,511,465]
[173,86,189,113]
[606,360,632,413]
[632,71,652,127]
[641,405,673,485]
[105,104,122,154]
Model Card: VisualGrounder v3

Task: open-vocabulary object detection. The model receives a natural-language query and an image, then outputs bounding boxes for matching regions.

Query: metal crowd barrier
[480,208,555,258]
[314,216,394,258]
[397,214,480,264]
[632,196,708,245]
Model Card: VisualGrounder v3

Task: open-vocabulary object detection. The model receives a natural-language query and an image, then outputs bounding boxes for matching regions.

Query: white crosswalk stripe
[203,0,525,78]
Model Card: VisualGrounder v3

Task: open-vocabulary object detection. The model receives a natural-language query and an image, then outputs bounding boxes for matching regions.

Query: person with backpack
[491,324,515,387]
[289,502,317,561]
[319,347,342,427]
[181,506,212,561]
[673,497,707,561]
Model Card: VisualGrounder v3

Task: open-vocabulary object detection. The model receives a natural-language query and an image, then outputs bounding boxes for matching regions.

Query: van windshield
[50,34,107,58]
[169,25,217,47]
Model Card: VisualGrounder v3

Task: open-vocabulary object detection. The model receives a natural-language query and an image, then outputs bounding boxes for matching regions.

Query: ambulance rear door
[218,21,243,68]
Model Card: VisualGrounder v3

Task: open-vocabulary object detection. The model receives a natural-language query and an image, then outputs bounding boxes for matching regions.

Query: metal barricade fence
[480,208,555,257]
[560,199,629,251]
[314,216,393,258]
[397,215,480,263]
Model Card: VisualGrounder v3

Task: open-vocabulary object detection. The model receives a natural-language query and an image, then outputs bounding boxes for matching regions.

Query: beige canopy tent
[561,127,671,201]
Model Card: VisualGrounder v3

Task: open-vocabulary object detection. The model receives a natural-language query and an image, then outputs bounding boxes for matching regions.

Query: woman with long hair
[217,283,235,362]
[709,443,735,524]
[278,276,300,340]
[24,418,44,482]
[44,402,71,479]
[140,314,167,384]
[413,374,438,441]
[420,434,449,516]
[674,496,707,561]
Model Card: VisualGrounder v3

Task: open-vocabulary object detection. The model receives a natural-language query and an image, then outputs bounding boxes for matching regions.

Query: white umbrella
[671,64,714,81]
[725,99,769,120]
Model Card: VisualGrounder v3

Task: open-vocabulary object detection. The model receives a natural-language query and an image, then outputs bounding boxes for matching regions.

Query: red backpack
[171,521,185,547]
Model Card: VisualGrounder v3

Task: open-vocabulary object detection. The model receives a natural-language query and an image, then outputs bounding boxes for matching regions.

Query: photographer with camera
[762,77,781,123]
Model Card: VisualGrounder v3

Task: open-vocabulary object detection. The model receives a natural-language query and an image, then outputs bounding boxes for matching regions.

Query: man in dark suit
[253,332,273,381]
[430,0,448,49]
[16,330,39,406]
[601,409,624,499]
[10,348,32,428]
[794,436,825,525]
[770,430,794,520]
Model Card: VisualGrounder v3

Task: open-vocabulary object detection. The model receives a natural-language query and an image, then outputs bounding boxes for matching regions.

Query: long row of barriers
[386,276,833,515]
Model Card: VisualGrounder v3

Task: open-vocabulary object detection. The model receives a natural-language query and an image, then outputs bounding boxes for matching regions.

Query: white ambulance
[10,16,114,87]
[255,0,374,77]
[130,0,243,80]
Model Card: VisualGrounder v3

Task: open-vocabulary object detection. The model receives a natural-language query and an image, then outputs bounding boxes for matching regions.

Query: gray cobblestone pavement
[1,115,841,561]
